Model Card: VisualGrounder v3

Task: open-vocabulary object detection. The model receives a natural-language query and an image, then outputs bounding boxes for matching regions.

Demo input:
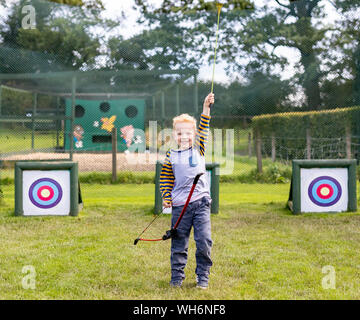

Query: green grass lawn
[0,126,249,155]
[0,128,62,154]
[1,182,360,299]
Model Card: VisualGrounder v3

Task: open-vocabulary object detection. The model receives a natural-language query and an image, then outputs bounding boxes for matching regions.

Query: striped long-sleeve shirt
[159,114,211,206]
[159,154,175,203]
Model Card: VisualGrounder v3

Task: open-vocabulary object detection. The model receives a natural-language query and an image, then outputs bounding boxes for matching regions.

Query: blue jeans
[170,196,213,284]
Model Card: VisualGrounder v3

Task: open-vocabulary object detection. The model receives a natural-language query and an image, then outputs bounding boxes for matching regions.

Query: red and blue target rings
[28,178,63,209]
[308,176,342,207]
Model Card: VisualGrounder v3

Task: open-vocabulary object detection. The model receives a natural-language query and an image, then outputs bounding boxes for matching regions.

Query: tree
[325,1,360,106]
[303,0,360,108]
[216,61,293,116]
[263,0,325,110]
[320,78,354,108]
[133,0,360,111]
[107,26,196,71]
[47,0,104,10]
[133,0,254,70]
[354,46,360,105]
[0,0,108,72]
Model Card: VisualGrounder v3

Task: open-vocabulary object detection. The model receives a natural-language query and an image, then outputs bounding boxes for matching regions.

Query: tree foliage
[324,0,360,106]
[48,0,104,10]
[133,0,360,112]
[0,0,359,117]
[0,0,107,72]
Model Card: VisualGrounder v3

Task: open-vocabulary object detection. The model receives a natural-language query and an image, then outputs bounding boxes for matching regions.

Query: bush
[252,106,360,160]
[0,177,13,186]
[219,164,291,184]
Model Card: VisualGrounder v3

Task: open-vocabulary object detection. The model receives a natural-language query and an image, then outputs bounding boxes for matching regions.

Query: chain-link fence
[1,0,360,205]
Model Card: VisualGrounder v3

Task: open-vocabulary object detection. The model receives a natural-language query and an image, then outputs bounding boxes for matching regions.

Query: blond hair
[172,113,196,130]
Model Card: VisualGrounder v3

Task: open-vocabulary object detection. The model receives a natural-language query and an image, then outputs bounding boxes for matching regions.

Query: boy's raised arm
[195,93,213,156]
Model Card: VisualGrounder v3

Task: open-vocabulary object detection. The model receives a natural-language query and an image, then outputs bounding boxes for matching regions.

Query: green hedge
[252,106,360,160]
[0,166,292,185]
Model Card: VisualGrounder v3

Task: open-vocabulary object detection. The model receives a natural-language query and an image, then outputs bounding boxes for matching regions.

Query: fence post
[0,85,2,116]
[152,95,156,120]
[256,129,262,173]
[271,133,276,162]
[112,127,117,183]
[176,84,180,115]
[149,120,158,153]
[248,132,252,158]
[346,125,351,159]
[56,96,60,149]
[70,76,76,161]
[161,91,165,142]
[31,93,37,150]
[154,161,163,214]
[194,74,198,115]
[306,128,311,160]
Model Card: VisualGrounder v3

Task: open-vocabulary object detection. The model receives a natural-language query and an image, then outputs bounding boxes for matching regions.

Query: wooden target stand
[15,161,82,216]
[288,159,357,214]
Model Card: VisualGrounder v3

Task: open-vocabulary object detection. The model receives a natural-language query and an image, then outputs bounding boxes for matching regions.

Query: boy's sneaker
[196,279,208,290]
[196,281,208,289]
[196,276,208,289]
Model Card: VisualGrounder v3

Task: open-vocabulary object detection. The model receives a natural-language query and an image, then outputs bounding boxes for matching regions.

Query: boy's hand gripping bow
[134,173,204,245]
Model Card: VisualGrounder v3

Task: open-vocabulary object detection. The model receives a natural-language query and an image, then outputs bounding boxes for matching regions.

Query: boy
[159,93,214,289]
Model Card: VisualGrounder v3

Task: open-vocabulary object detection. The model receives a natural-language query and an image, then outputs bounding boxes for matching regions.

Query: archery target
[300,168,348,212]
[22,170,70,216]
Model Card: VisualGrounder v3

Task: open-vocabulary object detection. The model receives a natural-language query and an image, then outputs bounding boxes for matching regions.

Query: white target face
[23,170,71,216]
[300,168,348,212]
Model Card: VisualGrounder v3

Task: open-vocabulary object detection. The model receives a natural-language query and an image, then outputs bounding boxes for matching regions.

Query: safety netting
[0,0,359,179]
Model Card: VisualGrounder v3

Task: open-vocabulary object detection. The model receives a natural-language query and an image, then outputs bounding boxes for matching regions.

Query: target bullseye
[29,178,63,209]
[308,176,341,207]
[37,186,54,201]
[316,184,333,199]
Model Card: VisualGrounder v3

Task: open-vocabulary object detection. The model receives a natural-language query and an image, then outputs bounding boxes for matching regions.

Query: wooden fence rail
[255,125,353,173]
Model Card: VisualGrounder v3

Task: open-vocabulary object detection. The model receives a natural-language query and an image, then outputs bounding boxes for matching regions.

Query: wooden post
[248,132,252,157]
[222,129,225,149]
[112,127,117,183]
[194,74,198,114]
[271,133,276,162]
[161,91,165,143]
[306,128,311,160]
[256,129,262,173]
[0,85,2,116]
[70,76,76,161]
[149,120,157,153]
[154,161,163,214]
[31,93,37,150]
[176,84,180,115]
[152,95,156,120]
[346,125,351,159]
[56,96,60,149]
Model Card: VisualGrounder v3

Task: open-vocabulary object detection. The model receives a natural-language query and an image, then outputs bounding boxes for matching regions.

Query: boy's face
[173,121,196,149]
